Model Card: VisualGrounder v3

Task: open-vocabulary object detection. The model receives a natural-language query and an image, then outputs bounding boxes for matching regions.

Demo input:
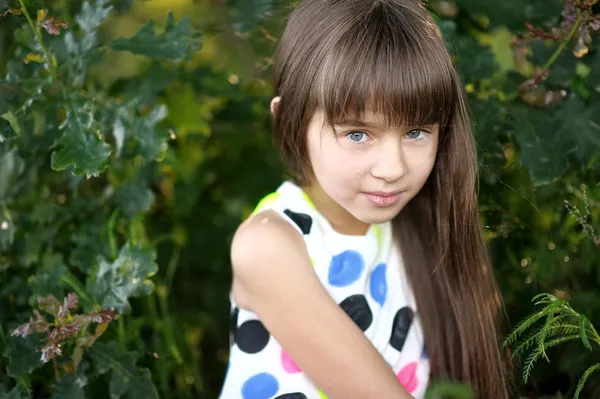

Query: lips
[365,191,400,197]
[363,191,402,206]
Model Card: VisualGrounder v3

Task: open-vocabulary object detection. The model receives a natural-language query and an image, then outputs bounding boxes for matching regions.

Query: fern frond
[504,303,564,348]
[522,348,541,383]
[521,334,582,383]
[580,316,593,351]
[574,363,600,399]
[513,324,581,358]
[504,311,542,348]
[582,316,600,344]
[512,327,542,359]
[532,293,559,305]
[537,303,562,361]
[509,293,600,389]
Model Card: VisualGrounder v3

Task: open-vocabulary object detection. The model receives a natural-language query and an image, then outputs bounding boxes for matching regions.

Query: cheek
[409,147,437,180]
[310,138,364,181]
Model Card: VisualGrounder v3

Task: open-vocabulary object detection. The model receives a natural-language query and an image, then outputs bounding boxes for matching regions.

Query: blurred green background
[0,0,599,398]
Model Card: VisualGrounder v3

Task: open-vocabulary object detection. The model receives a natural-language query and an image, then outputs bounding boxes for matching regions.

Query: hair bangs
[313,4,457,132]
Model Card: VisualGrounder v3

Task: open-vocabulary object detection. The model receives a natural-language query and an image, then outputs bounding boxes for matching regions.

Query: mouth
[363,191,402,206]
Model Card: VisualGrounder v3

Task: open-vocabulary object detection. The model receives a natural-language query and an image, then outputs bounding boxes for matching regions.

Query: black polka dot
[390,307,414,351]
[235,319,270,354]
[283,209,312,235]
[230,307,239,346]
[274,393,308,399]
[339,294,373,332]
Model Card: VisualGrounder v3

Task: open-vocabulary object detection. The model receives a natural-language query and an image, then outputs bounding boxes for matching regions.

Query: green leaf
[0,111,20,142]
[451,0,563,30]
[529,40,577,87]
[113,182,155,218]
[226,0,276,34]
[122,62,176,107]
[471,97,508,154]
[75,0,113,33]
[423,379,476,399]
[574,363,600,399]
[521,334,582,383]
[89,342,158,399]
[584,50,600,90]
[3,334,44,377]
[118,104,169,163]
[439,20,499,82]
[0,148,24,199]
[560,95,600,168]
[30,203,62,224]
[62,32,93,85]
[69,225,109,274]
[579,316,592,351]
[50,362,88,399]
[470,97,510,184]
[0,386,27,399]
[507,102,578,185]
[50,102,112,178]
[0,203,14,252]
[109,12,202,61]
[28,252,68,299]
[86,243,158,314]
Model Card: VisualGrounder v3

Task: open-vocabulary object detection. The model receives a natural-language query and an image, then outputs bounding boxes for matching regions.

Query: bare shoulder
[230,210,310,308]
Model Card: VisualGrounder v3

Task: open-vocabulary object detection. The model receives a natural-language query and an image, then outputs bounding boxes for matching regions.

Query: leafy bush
[0,0,599,398]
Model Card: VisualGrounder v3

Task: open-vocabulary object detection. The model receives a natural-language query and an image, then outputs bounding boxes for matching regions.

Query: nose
[370,142,407,183]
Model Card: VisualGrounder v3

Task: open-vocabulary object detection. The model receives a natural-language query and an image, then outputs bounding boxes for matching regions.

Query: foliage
[10,292,119,365]
[0,0,598,398]
[505,293,600,398]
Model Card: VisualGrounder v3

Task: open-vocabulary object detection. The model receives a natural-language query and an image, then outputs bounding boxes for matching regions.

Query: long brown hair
[270,0,515,397]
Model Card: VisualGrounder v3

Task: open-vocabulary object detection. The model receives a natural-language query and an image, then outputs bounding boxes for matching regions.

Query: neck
[301,182,370,236]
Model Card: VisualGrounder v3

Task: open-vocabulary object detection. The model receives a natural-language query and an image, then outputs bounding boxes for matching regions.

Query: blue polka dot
[422,346,428,359]
[328,250,365,287]
[369,263,387,305]
[242,372,279,399]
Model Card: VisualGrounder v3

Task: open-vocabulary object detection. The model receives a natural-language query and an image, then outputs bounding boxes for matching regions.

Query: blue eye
[347,131,368,143]
[407,129,427,141]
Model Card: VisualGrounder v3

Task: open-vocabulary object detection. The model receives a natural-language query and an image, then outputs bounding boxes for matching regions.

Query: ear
[270,96,281,116]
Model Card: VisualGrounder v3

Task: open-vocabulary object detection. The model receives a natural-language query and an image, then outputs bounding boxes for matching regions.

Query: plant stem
[0,323,6,348]
[52,358,60,381]
[544,12,582,70]
[165,244,181,295]
[118,317,125,351]
[108,208,120,259]
[151,233,176,247]
[157,289,183,365]
[17,0,57,78]
[146,295,170,394]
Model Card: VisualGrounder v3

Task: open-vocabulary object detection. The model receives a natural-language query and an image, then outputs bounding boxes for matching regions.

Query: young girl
[220,0,514,398]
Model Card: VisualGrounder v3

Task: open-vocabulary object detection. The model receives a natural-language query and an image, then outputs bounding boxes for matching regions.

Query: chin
[354,207,403,225]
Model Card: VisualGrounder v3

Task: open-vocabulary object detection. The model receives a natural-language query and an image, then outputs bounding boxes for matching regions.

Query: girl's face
[303,108,439,233]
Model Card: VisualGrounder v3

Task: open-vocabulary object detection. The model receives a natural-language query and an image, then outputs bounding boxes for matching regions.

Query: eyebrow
[334,119,382,129]
[334,119,438,129]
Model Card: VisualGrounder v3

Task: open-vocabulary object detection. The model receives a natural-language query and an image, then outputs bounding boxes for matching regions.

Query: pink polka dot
[396,362,419,394]
[281,349,301,374]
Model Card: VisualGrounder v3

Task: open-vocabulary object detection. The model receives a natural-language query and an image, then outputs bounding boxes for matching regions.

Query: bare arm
[231,210,413,399]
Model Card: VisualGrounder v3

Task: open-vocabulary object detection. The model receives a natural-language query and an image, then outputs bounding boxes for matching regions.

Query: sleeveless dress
[219,181,430,399]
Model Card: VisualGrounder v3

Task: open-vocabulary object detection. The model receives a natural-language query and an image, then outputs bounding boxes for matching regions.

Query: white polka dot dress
[219,181,430,399]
